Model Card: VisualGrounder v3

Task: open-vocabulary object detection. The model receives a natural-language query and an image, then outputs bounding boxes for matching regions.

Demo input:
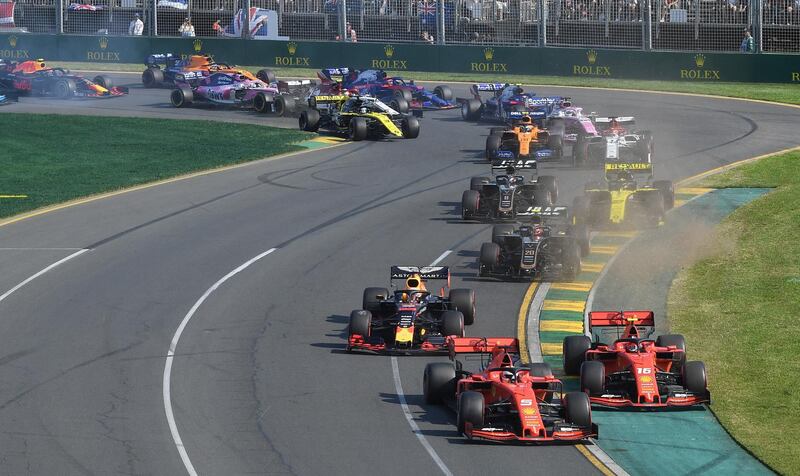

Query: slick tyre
[461,98,481,121]
[394,88,412,103]
[390,97,410,114]
[461,190,480,219]
[565,392,592,428]
[470,177,489,191]
[299,109,320,132]
[537,175,558,204]
[275,95,295,116]
[256,68,277,84]
[93,75,113,89]
[572,133,590,167]
[654,179,675,210]
[547,133,564,160]
[170,87,193,107]
[684,361,708,394]
[528,362,554,377]
[563,335,591,375]
[52,78,76,99]
[656,334,686,352]
[253,92,273,113]
[362,287,389,314]
[449,289,476,325]
[434,85,453,101]
[562,243,582,282]
[479,242,500,270]
[349,310,371,337]
[492,224,514,245]
[457,391,485,434]
[141,67,163,88]
[441,310,465,337]
[486,134,502,160]
[423,362,456,404]
[402,116,420,138]
[572,223,591,257]
[349,117,368,141]
[580,361,605,396]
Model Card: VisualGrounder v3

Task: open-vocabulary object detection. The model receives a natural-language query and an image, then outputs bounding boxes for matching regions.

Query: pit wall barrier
[1,34,799,83]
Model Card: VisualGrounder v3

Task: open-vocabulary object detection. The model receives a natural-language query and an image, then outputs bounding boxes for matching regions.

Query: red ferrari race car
[424,337,597,443]
[0,59,127,99]
[562,311,711,408]
[347,266,476,355]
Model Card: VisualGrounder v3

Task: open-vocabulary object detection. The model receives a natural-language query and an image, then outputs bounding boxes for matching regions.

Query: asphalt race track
[0,74,798,475]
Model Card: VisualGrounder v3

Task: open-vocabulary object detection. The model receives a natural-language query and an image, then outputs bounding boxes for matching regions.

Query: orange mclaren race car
[347,266,476,354]
[0,59,127,98]
[485,113,564,161]
[563,311,711,408]
[424,337,597,443]
[141,53,273,88]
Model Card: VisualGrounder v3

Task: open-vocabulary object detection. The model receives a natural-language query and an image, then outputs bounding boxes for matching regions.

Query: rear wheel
[253,92,272,113]
[390,97,409,114]
[349,117,368,141]
[580,361,605,396]
[362,287,389,313]
[470,176,489,191]
[461,98,481,121]
[349,310,372,337]
[565,392,592,428]
[457,391,485,434]
[394,88,412,103]
[170,87,193,107]
[433,85,453,101]
[563,335,591,375]
[492,224,514,245]
[299,109,320,132]
[461,190,480,220]
[93,75,113,89]
[684,361,707,394]
[486,134,502,161]
[479,242,500,270]
[256,69,277,84]
[142,68,163,88]
[572,223,591,257]
[275,95,295,116]
[653,180,675,210]
[423,362,456,404]
[573,133,589,167]
[562,242,582,282]
[441,310,465,337]
[449,289,475,325]
[402,116,420,138]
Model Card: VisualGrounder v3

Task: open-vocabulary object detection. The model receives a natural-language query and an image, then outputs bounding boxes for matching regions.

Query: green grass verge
[668,150,800,476]
[57,61,800,106]
[0,113,311,219]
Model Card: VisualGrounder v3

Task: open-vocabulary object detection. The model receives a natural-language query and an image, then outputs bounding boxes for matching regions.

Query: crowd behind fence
[1,0,798,51]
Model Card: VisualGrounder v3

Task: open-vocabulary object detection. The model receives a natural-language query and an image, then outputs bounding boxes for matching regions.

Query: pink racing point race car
[562,310,711,408]
[170,71,314,116]
[424,337,597,443]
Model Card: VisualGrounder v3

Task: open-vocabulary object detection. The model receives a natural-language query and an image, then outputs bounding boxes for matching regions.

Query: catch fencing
[1,0,798,51]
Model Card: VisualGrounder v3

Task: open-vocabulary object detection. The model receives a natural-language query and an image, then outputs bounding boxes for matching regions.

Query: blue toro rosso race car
[315,67,455,111]
[461,83,571,125]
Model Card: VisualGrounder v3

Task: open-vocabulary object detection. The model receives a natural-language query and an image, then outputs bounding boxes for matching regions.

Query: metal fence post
[338,0,347,41]
[153,0,158,36]
[643,0,652,50]
[55,0,63,33]
[242,0,251,39]
[752,0,762,52]
[437,0,445,44]
[539,0,547,47]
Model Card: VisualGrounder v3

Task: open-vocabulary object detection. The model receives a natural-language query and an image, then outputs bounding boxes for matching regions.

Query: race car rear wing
[589,310,655,342]
[145,53,179,67]
[516,206,570,221]
[321,67,350,76]
[604,162,653,181]
[594,116,635,124]
[491,159,537,172]
[390,266,449,280]
[310,94,348,103]
[446,337,520,355]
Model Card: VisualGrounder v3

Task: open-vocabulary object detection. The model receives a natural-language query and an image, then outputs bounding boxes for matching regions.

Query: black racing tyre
[565,392,592,428]
[449,288,476,325]
[424,362,456,404]
[256,68,277,84]
[253,92,272,113]
[461,98,482,121]
[170,86,193,107]
[299,109,320,132]
[489,126,506,136]
[529,183,552,207]
[537,175,558,204]
[492,224,515,245]
[461,189,480,219]
[637,130,654,161]
[390,97,410,114]
[274,95,295,116]
[457,391,485,434]
[93,74,113,89]
[470,176,489,191]
[653,179,675,210]
[528,362,554,377]
[349,117,368,141]
[572,223,591,257]
[573,133,589,167]
[683,361,707,394]
[485,134,502,161]
[563,335,591,375]
[433,85,453,101]
[362,287,389,313]
[646,192,666,227]
[547,133,564,160]
[394,88,413,103]
[307,96,317,109]
[580,361,605,396]
[349,310,372,337]
[402,116,420,139]
[562,242,582,282]
[142,67,163,88]
[441,310,465,337]
[656,334,686,352]
[479,242,500,270]
[52,78,76,99]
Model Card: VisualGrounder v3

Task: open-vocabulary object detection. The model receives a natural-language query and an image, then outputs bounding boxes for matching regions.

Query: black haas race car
[574,162,675,229]
[461,160,558,221]
[347,266,476,354]
[479,206,590,281]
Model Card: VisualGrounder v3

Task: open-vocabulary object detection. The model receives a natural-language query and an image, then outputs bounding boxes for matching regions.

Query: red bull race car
[562,310,711,408]
[0,59,127,99]
[347,266,476,354]
[424,337,597,443]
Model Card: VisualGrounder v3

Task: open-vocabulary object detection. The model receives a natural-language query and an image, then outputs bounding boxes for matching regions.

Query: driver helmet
[618,170,634,182]
[514,86,524,95]
[359,107,368,114]
[534,226,544,238]
[610,118,620,128]
[520,115,533,124]
[626,342,639,353]
[400,292,410,303]
[501,370,516,383]
[505,165,516,175]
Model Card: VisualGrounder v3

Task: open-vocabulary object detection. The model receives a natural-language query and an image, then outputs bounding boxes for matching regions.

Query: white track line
[389,249,455,476]
[163,247,277,476]
[0,249,89,303]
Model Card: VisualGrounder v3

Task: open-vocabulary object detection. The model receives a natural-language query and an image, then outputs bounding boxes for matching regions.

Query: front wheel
[256,68,277,84]
[253,92,272,113]
[457,391,485,434]
[565,392,592,428]
[93,75,114,89]
[449,289,475,325]
[440,310,465,337]
[348,310,372,337]
[299,109,320,132]
[390,97,409,114]
[423,362,456,404]
[170,87,193,107]
[402,116,420,139]
[580,361,605,396]
[349,117,368,141]
[433,85,453,101]
[461,189,480,220]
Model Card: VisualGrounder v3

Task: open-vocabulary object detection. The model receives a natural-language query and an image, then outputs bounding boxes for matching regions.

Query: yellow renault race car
[573,162,674,228]
[298,93,420,141]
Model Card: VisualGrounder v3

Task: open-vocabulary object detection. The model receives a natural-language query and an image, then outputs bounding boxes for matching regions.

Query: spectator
[179,18,195,37]
[660,0,678,21]
[128,13,144,35]
[420,30,435,43]
[740,28,754,51]
[212,19,224,35]
[346,22,357,41]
